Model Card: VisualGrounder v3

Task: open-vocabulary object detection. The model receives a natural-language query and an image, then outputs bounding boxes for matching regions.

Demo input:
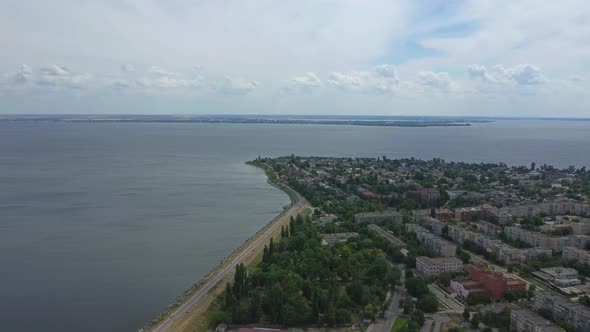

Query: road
[373,264,406,332]
[428,284,464,313]
[151,185,306,332]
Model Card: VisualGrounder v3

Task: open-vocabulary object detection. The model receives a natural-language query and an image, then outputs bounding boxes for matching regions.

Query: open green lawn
[391,316,409,332]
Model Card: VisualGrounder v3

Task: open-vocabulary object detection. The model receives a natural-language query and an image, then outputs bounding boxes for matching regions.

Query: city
[208,156,590,332]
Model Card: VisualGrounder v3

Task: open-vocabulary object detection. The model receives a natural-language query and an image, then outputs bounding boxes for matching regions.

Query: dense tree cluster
[216,214,400,327]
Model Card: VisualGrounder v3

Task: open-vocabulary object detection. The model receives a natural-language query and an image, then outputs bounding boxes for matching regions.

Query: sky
[1,0,589,117]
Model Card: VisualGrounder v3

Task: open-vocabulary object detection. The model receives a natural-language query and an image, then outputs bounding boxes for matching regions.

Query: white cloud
[510,65,545,85]
[417,71,459,92]
[282,72,321,94]
[35,65,91,89]
[568,75,585,83]
[148,66,179,77]
[468,64,545,85]
[12,64,33,84]
[39,65,71,76]
[328,65,400,94]
[136,77,190,89]
[216,76,257,95]
[121,64,135,73]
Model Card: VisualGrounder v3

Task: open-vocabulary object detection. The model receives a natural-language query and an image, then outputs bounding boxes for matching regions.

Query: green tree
[417,293,438,313]
[463,308,470,321]
[411,309,425,326]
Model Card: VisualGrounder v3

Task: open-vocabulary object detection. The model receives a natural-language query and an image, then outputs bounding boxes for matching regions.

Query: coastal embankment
[145,161,308,332]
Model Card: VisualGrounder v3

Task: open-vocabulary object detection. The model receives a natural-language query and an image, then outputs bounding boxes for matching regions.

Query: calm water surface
[0,120,589,332]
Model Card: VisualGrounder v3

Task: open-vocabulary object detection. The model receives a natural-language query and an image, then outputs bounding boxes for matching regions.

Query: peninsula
[149,156,590,332]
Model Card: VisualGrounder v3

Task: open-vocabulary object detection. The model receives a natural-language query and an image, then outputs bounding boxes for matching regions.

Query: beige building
[416,256,463,277]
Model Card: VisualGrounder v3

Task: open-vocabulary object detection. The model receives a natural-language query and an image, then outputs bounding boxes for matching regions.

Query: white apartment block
[416,256,463,277]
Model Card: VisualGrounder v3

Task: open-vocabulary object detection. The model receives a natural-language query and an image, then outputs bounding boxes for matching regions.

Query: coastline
[144,161,307,332]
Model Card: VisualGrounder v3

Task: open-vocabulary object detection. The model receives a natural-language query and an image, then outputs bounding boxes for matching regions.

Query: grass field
[391,316,409,332]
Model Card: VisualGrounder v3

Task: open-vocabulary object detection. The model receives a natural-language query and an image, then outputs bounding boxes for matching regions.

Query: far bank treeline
[206,213,401,327]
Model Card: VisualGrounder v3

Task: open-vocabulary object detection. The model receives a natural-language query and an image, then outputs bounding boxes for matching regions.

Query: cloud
[282,72,321,94]
[148,66,179,77]
[417,71,459,92]
[110,80,130,89]
[328,65,400,94]
[569,75,585,83]
[40,65,71,76]
[216,76,258,95]
[121,64,135,73]
[510,64,545,85]
[468,64,546,85]
[136,77,191,89]
[467,65,496,83]
[34,65,91,89]
[12,64,33,84]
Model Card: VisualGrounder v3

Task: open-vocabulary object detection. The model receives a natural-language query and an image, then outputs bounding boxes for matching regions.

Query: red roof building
[468,263,526,298]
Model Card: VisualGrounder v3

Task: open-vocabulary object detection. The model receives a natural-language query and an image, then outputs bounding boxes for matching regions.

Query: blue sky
[1,0,589,117]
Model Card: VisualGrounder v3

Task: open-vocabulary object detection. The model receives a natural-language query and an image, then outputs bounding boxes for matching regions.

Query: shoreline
[144,161,307,332]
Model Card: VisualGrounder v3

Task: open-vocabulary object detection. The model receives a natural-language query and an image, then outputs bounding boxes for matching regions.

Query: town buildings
[533,267,580,287]
[504,227,589,252]
[510,305,565,332]
[447,224,551,265]
[408,188,440,202]
[405,224,457,257]
[317,213,337,225]
[450,264,527,298]
[562,246,590,265]
[354,211,403,224]
[534,290,590,332]
[415,256,463,277]
[449,280,489,300]
[367,224,407,249]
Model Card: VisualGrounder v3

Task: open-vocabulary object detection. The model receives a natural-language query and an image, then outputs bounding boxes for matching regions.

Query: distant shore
[0,115,482,127]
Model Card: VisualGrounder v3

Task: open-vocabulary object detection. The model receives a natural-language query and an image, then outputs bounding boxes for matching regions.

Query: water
[0,120,589,332]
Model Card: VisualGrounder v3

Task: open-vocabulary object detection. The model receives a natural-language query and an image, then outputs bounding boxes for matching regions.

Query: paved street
[428,284,464,313]
[373,264,406,332]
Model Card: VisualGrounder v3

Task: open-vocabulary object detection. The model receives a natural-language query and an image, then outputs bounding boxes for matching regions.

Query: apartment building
[505,227,589,252]
[416,256,463,277]
[562,246,590,265]
[354,211,403,224]
[405,224,457,257]
[510,305,565,332]
[534,290,590,332]
[421,216,445,235]
[475,220,500,236]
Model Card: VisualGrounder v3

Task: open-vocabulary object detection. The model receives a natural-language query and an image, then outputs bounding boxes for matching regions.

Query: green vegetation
[390,316,409,332]
[466,294,492,306]
[215,213,400,327]
[479,307,511,331]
